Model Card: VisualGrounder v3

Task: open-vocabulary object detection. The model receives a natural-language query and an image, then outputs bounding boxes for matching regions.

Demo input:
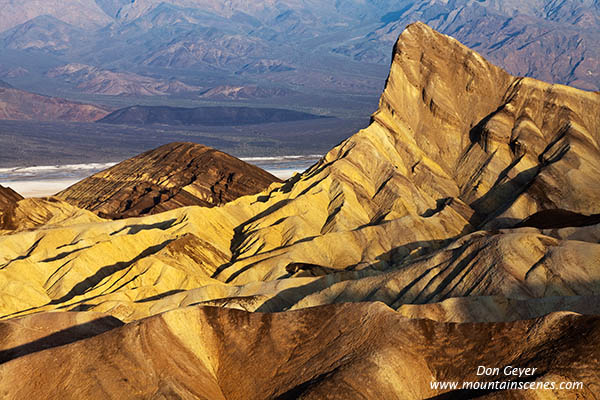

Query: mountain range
[0,0,597,112]
[47,63,202,96]
[0,23,598,398]
[335,0,600,91]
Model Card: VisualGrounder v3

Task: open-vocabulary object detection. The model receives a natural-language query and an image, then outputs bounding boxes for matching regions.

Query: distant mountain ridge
[334,0,600,90]
[98,105,327,126]
[47,63,202,96]
[199,85,296,100]
[0,83,110,122]
[0,0,598,99]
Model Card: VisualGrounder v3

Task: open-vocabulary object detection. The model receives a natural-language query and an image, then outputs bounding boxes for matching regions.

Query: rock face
[0,196,103,233]
[0,184,21,206]
[1,23,599,398]
[0,311,123,364]
[0,84,110,122]
[57,142,282,218]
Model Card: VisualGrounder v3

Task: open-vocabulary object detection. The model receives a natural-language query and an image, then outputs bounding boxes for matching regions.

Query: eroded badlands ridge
[0,23,599,398]
[57,142,281,218]
[1,304,599,399]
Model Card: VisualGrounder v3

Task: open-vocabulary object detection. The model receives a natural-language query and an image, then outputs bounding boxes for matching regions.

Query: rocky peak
[368,21,600,229]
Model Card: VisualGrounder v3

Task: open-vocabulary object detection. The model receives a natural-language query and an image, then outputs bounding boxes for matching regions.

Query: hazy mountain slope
[47,63,201,96]
[3,0,598,101]
[335,0,600,90]
[0,84,110,122]
[0,0,112,32]
[57,142,281,219]
[1,15,84,52]
[94,0,131,18]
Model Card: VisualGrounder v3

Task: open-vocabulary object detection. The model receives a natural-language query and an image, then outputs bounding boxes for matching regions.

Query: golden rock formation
[0,304,598,399]
[0,22,599,397]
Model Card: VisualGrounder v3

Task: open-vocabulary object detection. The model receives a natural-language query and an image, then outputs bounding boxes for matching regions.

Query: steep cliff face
[373,22,600,228]
[0,23,599,398]
[57,142,282,219]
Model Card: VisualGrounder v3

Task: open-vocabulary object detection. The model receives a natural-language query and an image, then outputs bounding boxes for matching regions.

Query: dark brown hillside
[97,105,327,126]
[0,85,110,122]
[57,142,281,218]
[0,185,22,229]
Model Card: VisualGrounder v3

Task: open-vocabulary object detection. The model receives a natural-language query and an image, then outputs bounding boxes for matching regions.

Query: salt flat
[0,156,320,197]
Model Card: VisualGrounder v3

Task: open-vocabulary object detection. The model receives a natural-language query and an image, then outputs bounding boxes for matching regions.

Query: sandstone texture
[0,23,599,398]
[57,142,282,218]
[0,196,103,233]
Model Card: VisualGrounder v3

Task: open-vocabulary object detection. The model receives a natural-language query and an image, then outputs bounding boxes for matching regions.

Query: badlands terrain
[0,23,599,398]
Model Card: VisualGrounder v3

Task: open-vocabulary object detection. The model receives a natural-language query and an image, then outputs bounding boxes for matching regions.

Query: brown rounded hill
[0,184,22,229]
[57,142,281,219]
